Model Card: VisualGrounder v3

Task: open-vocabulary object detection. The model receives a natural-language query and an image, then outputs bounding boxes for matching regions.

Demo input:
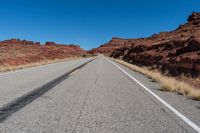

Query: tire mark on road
[0,59,94,122]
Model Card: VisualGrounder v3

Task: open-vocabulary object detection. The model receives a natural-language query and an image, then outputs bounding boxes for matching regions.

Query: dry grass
[112,58,200,100]
[0,57,81,73]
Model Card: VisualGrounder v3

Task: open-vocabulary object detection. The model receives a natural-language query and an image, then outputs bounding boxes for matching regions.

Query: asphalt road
[0,55,200,133]
[0,58,93,109]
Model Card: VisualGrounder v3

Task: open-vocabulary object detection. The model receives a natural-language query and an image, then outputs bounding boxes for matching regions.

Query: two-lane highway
[0,55,200,133]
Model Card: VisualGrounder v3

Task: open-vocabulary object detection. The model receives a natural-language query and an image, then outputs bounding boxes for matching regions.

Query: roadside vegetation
[112,58,200,101]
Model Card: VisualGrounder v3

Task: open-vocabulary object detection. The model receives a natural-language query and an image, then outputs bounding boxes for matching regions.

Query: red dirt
[0,39,86,67]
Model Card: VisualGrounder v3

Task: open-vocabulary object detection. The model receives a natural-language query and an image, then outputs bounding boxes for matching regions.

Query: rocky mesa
[89,12,200,77]
[0,39,86,70]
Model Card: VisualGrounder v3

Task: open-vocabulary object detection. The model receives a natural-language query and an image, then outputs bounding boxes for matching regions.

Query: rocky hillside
[88,38,130,55]
[90,12,200,77]
[0,39,86,67]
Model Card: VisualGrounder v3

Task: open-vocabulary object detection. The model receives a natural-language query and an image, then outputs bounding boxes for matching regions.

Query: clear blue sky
[0,0,200,50]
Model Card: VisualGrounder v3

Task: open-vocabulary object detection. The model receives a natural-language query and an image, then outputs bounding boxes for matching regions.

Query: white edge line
[106,58,200,133]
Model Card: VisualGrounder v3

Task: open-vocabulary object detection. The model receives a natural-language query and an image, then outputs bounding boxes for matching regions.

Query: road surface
[0,55,200,133]
[0,58,93,109]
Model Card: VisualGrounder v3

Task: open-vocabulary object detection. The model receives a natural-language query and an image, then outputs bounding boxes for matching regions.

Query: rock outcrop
[91,12,200,76]
[88,38,130,55]
[0,39,86,67]
[45,42,56,46]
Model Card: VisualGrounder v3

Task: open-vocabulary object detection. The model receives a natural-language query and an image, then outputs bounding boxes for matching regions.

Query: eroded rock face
[1,39,34,45]
[88,38,130,55]
[45,42,56,46]
[0,39,86,67]
[92,12,200,76]
[188,12,200,22]
[121,37,200,76]
[34,42,41,46]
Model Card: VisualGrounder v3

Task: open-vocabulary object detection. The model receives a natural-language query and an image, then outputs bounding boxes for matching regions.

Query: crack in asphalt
[72,68,100,132]
[0,59,94,122]
[72,90,90,133]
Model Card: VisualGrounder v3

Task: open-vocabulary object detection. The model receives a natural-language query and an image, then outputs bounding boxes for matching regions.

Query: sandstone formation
[88,38,130,56]
[90,12,200,77]
[45,42,56,46]
[0,39,86,67]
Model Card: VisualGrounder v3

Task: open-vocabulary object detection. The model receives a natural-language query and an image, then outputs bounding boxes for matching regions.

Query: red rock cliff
[90,12,200,76]
[0,39,86,66]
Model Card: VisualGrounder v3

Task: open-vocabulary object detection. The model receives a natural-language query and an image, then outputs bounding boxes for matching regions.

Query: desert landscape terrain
[0,39,86,72]
[1,11,200,133]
